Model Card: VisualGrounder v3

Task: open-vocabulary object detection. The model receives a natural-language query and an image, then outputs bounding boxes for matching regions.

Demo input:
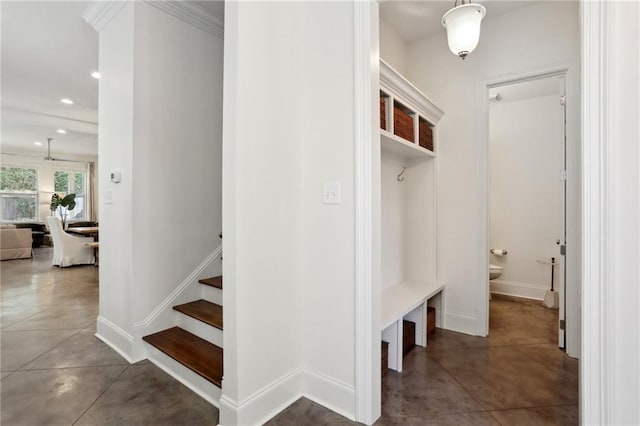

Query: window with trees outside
[1,166,38,222]
[54,170,86,221]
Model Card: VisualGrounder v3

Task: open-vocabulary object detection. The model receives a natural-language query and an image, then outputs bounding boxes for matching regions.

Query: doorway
[487,74,568,349]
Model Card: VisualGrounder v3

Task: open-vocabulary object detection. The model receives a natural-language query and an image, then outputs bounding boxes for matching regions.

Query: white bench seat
[381,281,444,372]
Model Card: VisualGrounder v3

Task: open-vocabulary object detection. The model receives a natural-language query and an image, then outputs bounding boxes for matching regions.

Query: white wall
[581,1,640,424]
[97,2,135,351]
[300,1,357,417]
[221,2,304,424]
[130,2,223,325]
[95,2,223,359]
[489,94,563,299]
[221,2,359,424]
[381,152,405,289]
[379,17,407,75]
[404,2,580,343]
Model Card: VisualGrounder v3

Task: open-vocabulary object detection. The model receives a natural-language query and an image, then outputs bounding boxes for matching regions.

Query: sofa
[1,224,32,260]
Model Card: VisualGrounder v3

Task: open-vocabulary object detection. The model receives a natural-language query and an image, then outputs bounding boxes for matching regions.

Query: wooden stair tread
[199,276,222,289]
[173,300,223,330]
[143,327,222,387]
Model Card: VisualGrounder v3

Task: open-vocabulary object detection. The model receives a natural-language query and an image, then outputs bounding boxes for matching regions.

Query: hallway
[1,249,577,425]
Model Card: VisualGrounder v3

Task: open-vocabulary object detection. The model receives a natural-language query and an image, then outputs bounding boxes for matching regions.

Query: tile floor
[1,248,218,425]
[2,248,578,425]
[267,296,578,425]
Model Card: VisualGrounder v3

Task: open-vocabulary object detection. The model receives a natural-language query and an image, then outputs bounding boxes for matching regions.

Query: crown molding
[82,1,128,32]
[145,1,224,39]
[380,59,445,125]
[82,1,224,39]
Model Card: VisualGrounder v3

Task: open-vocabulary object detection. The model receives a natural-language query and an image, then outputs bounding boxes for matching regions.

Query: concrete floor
[267,297,579,425]
[1,248,578,425]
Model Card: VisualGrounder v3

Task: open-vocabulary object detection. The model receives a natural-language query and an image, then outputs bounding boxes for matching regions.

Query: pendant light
[442,0,486,60]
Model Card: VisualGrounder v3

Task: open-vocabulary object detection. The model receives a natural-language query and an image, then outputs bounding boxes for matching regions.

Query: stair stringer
[133,244,222,349]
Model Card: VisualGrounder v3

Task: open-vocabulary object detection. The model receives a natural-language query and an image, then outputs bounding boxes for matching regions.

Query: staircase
[143,275,224,403]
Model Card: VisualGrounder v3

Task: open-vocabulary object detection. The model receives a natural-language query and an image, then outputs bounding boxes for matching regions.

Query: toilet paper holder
[490,249,508,256]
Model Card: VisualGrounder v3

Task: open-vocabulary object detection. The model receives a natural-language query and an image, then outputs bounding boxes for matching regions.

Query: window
[1,166,38,222]
[54,170,86,221]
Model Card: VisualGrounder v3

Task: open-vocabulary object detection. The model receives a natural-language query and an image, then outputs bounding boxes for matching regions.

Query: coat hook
[397,167,406,182]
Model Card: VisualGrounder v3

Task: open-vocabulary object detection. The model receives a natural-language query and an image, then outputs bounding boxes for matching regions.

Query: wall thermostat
[110,172,122,183]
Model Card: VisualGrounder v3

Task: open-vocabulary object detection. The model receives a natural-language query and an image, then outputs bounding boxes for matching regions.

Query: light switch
[104,190,114,205]
[323,182,341,205]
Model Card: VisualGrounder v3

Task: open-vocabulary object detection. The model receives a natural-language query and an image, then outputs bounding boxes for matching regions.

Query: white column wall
[95,2,223,359]
[97,3,135,349]
[220,2,305,424]
[221,1,359,423]
[582,1,640,424]
[301,1,356,416]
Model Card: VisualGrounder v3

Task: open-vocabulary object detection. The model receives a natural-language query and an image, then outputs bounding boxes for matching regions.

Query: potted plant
[50,193,76,229]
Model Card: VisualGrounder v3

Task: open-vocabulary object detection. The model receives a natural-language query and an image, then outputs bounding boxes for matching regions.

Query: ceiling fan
[41,137,86,163]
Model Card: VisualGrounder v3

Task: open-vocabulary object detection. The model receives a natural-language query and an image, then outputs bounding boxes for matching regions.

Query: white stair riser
[201,285,222,305]
[175,311,223,348]
[145,344,221,407]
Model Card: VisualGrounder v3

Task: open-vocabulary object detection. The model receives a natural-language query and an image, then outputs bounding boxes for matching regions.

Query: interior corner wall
[301,1,356,418]
[404,1,580,337]
[221,2,361,424]
[379,17,407,75]
[130,1,223,324]
[97,2,135,353]
[220,2,304,424]
[489,94,563,299]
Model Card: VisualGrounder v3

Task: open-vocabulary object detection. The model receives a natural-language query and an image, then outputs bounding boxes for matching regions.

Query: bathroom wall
[489,93,563,299]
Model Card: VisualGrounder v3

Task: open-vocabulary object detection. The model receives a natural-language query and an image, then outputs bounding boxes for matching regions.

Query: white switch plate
[323,182,341,204]
[104,190,114,205]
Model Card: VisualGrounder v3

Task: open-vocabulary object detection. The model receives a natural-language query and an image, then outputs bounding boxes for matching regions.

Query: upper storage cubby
[379,60,444,159]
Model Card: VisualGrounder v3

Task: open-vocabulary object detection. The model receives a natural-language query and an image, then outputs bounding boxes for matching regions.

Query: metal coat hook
[397,167,407,182]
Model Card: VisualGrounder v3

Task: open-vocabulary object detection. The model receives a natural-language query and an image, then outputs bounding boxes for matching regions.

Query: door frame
[475,62,581,359]
[484,71,568,347]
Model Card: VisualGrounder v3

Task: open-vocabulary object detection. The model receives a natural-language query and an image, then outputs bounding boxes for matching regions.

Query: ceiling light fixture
[56,129,66,134]
[60,98,74,104]
[442,0,486,60]
[91,71,100,79]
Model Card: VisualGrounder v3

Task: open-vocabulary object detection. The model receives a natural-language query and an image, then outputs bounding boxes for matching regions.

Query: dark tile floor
[2,249,578,425]
[267,295,578,426]
[1,248,218,425]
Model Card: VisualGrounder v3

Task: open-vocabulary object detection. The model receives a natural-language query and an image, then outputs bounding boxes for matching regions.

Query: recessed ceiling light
[60,98,74,104]
[56,129,66,134]
[34,141,42,146]
[91,71,100,79]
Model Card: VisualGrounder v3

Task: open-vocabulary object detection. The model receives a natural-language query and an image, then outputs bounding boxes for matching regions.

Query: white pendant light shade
[442,3,486,59]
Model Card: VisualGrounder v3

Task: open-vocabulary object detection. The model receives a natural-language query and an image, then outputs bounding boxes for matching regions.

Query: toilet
[489,264,503,280]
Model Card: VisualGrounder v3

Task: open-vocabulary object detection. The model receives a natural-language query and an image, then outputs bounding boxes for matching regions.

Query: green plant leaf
[61,193,76,207]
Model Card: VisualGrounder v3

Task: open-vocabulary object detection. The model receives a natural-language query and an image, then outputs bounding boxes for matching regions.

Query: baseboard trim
[443,311,477,335]
[218,368,356,426]
[303,369,356,421]
[95,316,143,363]
[219,368,303,426]
[490,279,546,301]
